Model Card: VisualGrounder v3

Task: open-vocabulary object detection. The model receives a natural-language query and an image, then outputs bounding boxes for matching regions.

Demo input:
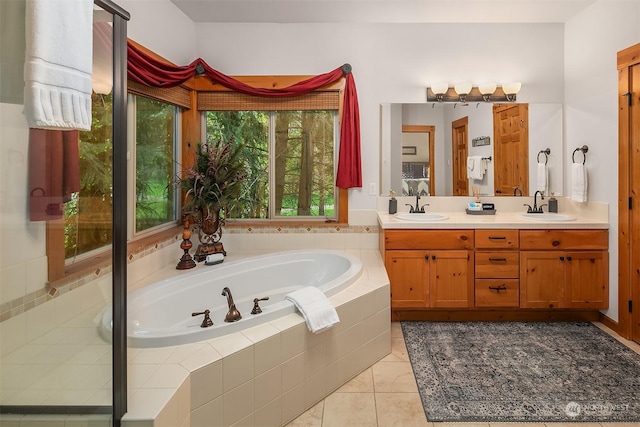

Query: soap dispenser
[388,190,397,214]
[548,192,558,213]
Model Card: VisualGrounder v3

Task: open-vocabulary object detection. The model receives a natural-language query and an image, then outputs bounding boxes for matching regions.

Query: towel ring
[572,145,589,164]
[537,148,550,165]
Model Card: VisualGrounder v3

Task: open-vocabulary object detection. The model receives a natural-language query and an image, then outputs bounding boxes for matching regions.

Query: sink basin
[516,213,577,222]
[394,212,448,222]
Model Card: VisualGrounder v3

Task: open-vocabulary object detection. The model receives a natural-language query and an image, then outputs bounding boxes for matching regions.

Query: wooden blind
[197,91,339,111]
[128,80,191,109]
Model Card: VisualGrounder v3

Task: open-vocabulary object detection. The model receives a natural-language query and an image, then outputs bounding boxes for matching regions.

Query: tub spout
[221,287,242,322]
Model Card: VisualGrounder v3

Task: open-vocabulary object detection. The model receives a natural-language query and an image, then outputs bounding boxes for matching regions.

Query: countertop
[377,210,609,230]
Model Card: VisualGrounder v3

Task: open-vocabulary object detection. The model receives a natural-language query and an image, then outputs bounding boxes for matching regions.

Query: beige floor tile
[390,322,403,338]
[321,392,377,427]
[437,423,490,426]
[380,337,409,362]
[335,368,374,393]
[375,392,431,427]
[372,361,418,393]
[284,400,324,427]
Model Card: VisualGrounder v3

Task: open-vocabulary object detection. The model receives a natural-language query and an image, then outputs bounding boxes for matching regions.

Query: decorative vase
[193,207,226,261]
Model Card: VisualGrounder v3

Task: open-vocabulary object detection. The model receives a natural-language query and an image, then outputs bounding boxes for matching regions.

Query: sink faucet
[533,190,545,213]
[513,186,523,196]
[221,287,242,322]
[405,194,429,213]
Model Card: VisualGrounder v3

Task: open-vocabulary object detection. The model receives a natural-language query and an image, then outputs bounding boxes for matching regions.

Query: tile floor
[286,321,640,427]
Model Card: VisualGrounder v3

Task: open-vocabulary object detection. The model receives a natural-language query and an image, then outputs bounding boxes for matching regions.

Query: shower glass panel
[0,1,128,424]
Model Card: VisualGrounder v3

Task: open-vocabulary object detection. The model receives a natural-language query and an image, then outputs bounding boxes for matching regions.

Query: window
[133,96,179,233]
[63,93,180,260]
[205,110,337,220]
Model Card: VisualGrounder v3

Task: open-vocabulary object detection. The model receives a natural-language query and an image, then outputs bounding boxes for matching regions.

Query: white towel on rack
[23,0,93,130]
[466,156,486,180]
[570,163,588,202]
[536,163,548,195]
[285,287,340,333]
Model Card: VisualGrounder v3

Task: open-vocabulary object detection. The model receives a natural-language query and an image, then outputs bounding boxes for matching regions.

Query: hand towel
[570,163,587,202]
[285,287,340,333]
[467,156,486,180]
[23,0,93,130]
[536,162,548,195]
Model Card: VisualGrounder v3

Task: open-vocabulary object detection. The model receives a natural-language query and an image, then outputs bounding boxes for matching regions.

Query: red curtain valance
[127,41,362,189]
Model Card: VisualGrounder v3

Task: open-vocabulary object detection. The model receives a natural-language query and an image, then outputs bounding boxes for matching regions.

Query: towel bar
[572,145,589,164]
[537,148,551,165]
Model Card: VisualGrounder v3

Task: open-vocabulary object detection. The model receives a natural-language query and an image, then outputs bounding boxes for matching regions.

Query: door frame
[402,125,435,195]
[617,42,640,342]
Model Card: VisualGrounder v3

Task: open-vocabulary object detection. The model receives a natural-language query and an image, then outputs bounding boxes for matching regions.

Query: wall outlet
[369,182,377,196]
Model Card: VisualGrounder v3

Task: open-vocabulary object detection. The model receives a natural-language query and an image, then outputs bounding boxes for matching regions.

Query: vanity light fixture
[430,82,449,102]
[502,81,521,102]
[478,83,497,102]
[426,81,522,103]
[453,82,472,102]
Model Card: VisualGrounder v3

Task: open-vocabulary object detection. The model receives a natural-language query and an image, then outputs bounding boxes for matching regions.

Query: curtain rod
[94,0,130,20]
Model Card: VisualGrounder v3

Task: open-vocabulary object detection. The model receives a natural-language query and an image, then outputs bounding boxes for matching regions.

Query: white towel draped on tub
[536,162,548,195]
[571,163,588,202]
[285,287,340,333]
[23,0,93,130]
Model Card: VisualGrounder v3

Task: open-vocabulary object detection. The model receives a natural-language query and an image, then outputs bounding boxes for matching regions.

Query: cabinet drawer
[475,229,519,249]
[384,230,474,250]
[475,251,519,278]
[475,279,519,307]
[520,230,608,250]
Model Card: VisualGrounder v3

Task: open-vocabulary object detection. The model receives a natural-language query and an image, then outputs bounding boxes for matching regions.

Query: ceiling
[170,0,597,24]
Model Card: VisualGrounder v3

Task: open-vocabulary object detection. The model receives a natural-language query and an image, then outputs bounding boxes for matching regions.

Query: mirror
[380,102,563,197]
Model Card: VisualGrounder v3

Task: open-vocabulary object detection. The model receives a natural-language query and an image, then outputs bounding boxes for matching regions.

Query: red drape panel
[127,42,362,188]
[29,129,80,221]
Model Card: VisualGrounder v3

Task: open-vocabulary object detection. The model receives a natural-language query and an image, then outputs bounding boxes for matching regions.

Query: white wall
[118,0,196,64]
[565,0,640,321]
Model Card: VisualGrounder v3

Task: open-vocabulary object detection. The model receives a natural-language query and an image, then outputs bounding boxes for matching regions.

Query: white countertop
[377,210,609,229]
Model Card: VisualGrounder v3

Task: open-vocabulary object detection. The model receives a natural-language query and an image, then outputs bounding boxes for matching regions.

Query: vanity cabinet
[474,229,520,308]
[383,230,474,309]
[519,230,609,309]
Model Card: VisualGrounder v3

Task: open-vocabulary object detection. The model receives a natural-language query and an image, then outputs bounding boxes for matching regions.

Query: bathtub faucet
[221,287,242,322]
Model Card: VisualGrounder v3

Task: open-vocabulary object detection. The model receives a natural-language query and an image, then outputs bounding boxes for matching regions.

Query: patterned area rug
[402,321,640,423]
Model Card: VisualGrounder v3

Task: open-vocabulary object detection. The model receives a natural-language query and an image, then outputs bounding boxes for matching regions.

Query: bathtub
[101,250,363,348]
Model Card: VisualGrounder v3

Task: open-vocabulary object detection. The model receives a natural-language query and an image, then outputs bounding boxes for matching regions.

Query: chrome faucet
[221,287,242,322]
[405,194,429,213]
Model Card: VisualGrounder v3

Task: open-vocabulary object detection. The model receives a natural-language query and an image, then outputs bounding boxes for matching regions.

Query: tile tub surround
[121,249,391,427]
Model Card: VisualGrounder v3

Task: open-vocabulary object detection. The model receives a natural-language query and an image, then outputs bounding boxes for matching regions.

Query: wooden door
[618,43,640,342]
[385,251,429,308]
[520,251,564,308]
[451,117,469,196]
[493,104,529,196]
[429,250,474,308]
[564,251,608,309]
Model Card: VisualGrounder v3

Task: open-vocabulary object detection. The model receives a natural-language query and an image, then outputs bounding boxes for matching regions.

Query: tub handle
[251,297,270,315]
[192,309,213,328]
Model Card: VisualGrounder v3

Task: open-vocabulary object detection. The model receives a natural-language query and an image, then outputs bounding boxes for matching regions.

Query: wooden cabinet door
[520,251,564,308]
[565,251,609,309]
[385,251,429,308]
[429,250,474,308]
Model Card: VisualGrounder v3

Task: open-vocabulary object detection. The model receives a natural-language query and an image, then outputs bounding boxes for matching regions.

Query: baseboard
[598,311,621,335]
[392,309,601,322]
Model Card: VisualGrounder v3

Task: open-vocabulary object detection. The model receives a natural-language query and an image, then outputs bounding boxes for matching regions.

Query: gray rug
[401,321,640,423]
